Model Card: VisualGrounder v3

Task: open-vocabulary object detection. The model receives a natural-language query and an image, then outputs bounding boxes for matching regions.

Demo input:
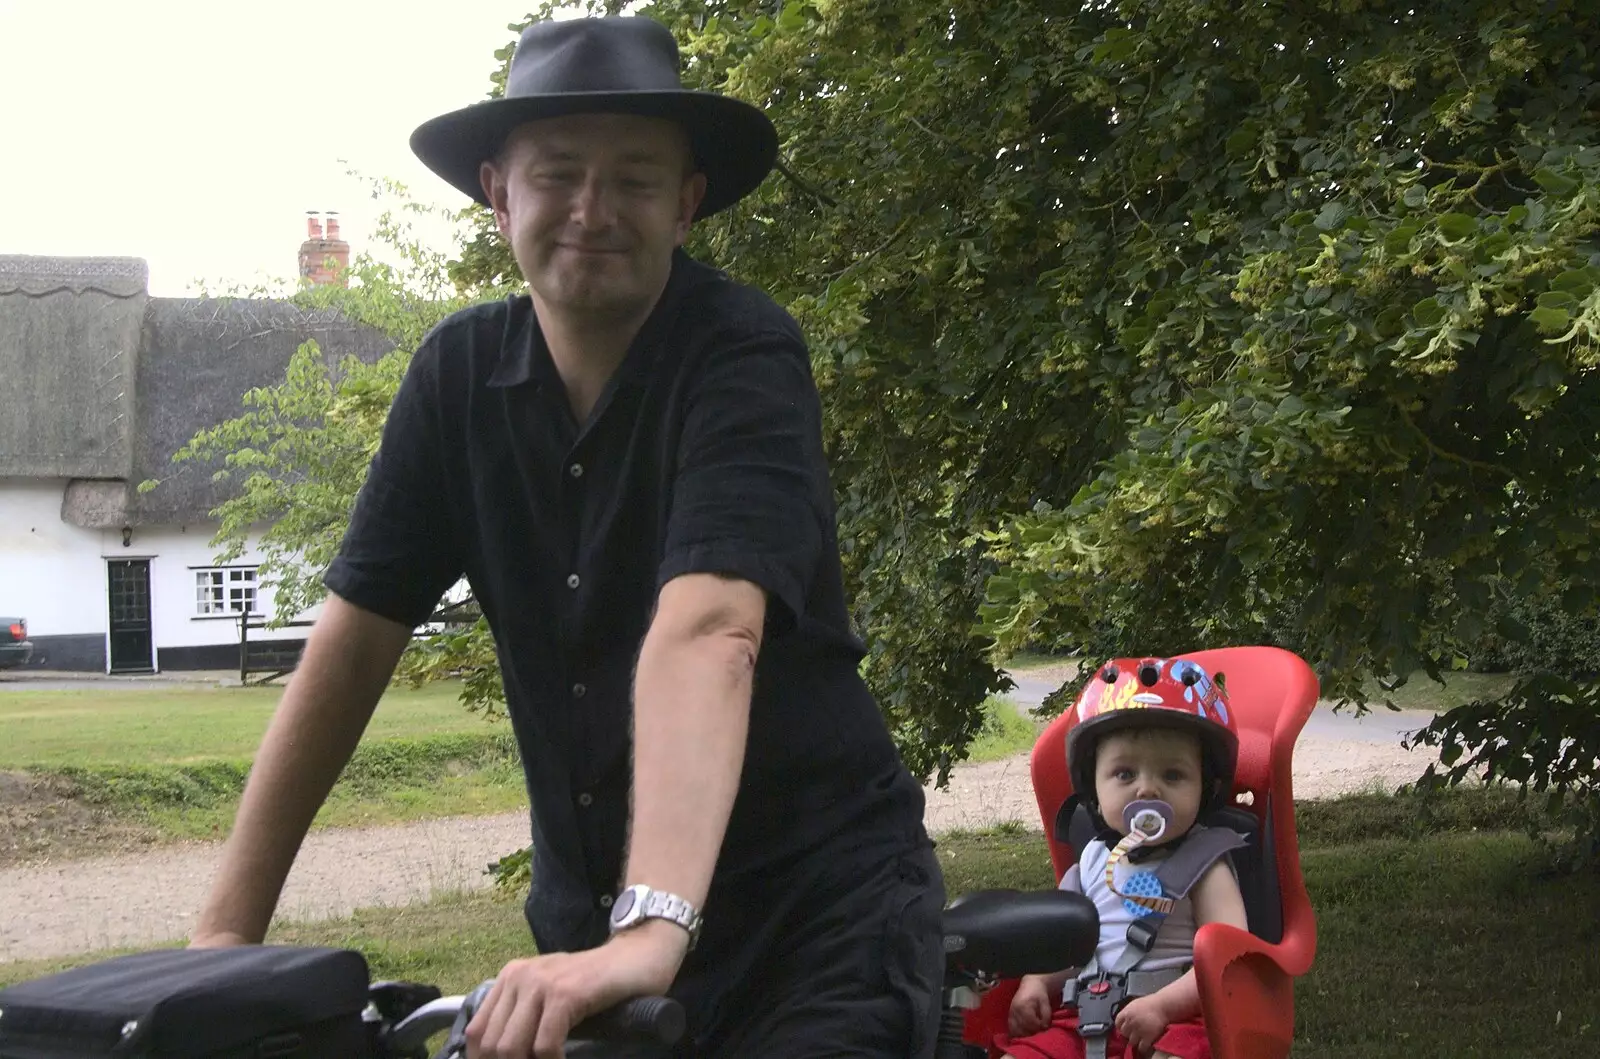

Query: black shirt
[324,249,926,958]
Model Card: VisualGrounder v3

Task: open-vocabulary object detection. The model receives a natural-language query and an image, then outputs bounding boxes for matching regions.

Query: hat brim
[409,91,778,220]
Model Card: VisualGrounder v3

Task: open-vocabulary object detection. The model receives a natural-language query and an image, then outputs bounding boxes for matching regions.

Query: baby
[997,658,1251,1059]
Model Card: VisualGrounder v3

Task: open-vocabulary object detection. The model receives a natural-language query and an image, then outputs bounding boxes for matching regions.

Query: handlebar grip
[570,995,686,1046]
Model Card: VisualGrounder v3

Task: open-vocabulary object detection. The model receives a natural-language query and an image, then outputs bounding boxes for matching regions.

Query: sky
[0,1,556,295]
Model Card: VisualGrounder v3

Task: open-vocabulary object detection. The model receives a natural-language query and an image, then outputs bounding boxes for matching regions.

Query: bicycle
[0,888,1094,1059]
[361,886,1098,1059]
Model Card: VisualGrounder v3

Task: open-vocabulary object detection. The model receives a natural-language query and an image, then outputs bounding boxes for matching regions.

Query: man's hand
[1113,992,1173,1057]
[1007,974,1054,1038]
[466,922,689,1059]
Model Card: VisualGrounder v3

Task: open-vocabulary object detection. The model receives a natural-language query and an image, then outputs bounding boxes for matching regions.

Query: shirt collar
[486,248,709,390]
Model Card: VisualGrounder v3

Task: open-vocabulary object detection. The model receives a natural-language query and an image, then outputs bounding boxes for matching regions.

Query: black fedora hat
[410,16,778,220]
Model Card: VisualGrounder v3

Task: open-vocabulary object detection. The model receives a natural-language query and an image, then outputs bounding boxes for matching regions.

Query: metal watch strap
[641,888,701,945]
[613,884,703,949]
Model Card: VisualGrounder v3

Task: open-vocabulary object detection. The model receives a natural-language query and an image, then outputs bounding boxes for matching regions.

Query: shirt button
[578,792,594,807]
[598,893,613,908]
[568,462,584,479]
[572,682,587,699]
[566,574,580,589]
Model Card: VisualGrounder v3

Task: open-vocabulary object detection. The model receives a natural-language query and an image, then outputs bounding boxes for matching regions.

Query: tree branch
[906,114,966,155]
[823,217,913,281]
[775,156,839,208]
[1395,402,1517,480]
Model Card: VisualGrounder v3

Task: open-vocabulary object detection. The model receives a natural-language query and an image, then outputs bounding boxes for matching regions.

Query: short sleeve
[656,327,825,631]
[323,339,464,627]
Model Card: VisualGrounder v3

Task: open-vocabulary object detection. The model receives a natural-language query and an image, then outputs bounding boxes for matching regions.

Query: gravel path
[0,731,1437,963]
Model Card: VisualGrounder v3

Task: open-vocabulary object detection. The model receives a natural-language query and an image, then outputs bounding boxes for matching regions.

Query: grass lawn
[0,681,530,849]
[1,682,1040,852]
[1350,669,1517,713]
[146,758,531,841]
[0,663,1526,859]
[0,682,492,767]
[1,790,1594,1058]
[1,683,1039,769]
[968,695,1043,763]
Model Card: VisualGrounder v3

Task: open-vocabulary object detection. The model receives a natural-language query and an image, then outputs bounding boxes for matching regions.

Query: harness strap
[1062,966,1189,1006]
[1155,824,1249,900]
[1109,824,1247,975]
[1064,966,1189,1059]
[1079,824,1248,980]
[1069,825,1249,1054]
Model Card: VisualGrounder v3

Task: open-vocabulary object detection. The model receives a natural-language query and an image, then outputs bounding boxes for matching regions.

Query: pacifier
[1105,800,1178,914]
[1123,799,1175,843]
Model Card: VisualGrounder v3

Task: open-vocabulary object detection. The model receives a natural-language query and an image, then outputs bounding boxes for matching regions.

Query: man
[190,15,946,1059]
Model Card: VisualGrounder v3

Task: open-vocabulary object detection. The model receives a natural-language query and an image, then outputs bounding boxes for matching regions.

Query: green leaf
[1561,584,1596,615]
[1093,28,1138,64]
[1437,213,1477,242]
[777,1,808,32]
[1314,202,1348,231]
[1529,306,1571,333]
[1533,168,1579,195]
[1384,224,1419,254]
[1412,298,1447,327]
[1375,306,1407,338]
[1402,184,1428,208]
[1551,269,1599,294]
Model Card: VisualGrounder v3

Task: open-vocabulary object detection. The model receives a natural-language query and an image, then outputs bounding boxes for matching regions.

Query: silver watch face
[610,886,639,926]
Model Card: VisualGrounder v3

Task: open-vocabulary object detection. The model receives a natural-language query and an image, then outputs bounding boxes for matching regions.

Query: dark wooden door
[107,559,154,673]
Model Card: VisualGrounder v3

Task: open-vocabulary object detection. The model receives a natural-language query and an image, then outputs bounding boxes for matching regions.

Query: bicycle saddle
[942,888,1099,977]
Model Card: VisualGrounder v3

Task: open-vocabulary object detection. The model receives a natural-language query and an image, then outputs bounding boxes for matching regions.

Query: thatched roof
[0,256,147,480]
[121,298,395,526]
[2,255,395,528]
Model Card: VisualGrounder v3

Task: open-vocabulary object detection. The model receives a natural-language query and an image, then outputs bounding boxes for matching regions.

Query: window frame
[191,565,261,619]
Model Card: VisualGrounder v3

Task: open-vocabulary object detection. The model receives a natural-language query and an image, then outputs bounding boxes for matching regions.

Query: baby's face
[1093,728,1206,843]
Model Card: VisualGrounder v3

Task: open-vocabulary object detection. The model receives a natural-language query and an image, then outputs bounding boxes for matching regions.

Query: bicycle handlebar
[571,995,686,1045]
[384,981,686,1058]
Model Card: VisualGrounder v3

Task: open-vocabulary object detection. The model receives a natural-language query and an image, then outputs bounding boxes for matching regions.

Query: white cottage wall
[0,478,311,671]
[0,479,113,655]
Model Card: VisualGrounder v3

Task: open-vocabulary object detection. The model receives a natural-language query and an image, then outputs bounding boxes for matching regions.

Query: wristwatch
[608,883,703,950]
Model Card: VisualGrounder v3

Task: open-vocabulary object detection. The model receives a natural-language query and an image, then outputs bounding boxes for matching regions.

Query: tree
[175,4,1599,850]
[452,0,1600,838]
[156,177,520,713]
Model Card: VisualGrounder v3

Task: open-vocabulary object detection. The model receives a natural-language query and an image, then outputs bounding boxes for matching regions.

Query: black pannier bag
[0,946,371,1058]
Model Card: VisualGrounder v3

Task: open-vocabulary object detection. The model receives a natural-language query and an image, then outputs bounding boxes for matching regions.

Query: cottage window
[195,567,259,616]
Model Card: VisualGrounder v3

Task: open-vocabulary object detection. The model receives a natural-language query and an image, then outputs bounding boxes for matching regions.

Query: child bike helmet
[1064,656,1240,819]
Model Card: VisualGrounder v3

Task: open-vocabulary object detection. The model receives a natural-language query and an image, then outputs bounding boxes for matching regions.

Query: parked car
[1,617,33,669]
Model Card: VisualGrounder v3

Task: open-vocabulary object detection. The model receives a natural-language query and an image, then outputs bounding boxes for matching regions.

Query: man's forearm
[193,596,410,943]
[623,624,754,913]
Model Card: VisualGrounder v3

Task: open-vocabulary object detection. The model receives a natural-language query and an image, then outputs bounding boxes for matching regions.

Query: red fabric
[963,978,1020,1050]
[994,1004,1210,1059]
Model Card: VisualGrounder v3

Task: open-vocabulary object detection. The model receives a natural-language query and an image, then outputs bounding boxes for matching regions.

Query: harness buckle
[1072,972,1126,1038]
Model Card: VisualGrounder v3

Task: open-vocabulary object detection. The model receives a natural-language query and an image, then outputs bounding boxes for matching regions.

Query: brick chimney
[298,210,350,287]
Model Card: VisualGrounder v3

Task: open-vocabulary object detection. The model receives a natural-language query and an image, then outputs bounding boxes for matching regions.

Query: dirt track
[0,731,1435,963]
